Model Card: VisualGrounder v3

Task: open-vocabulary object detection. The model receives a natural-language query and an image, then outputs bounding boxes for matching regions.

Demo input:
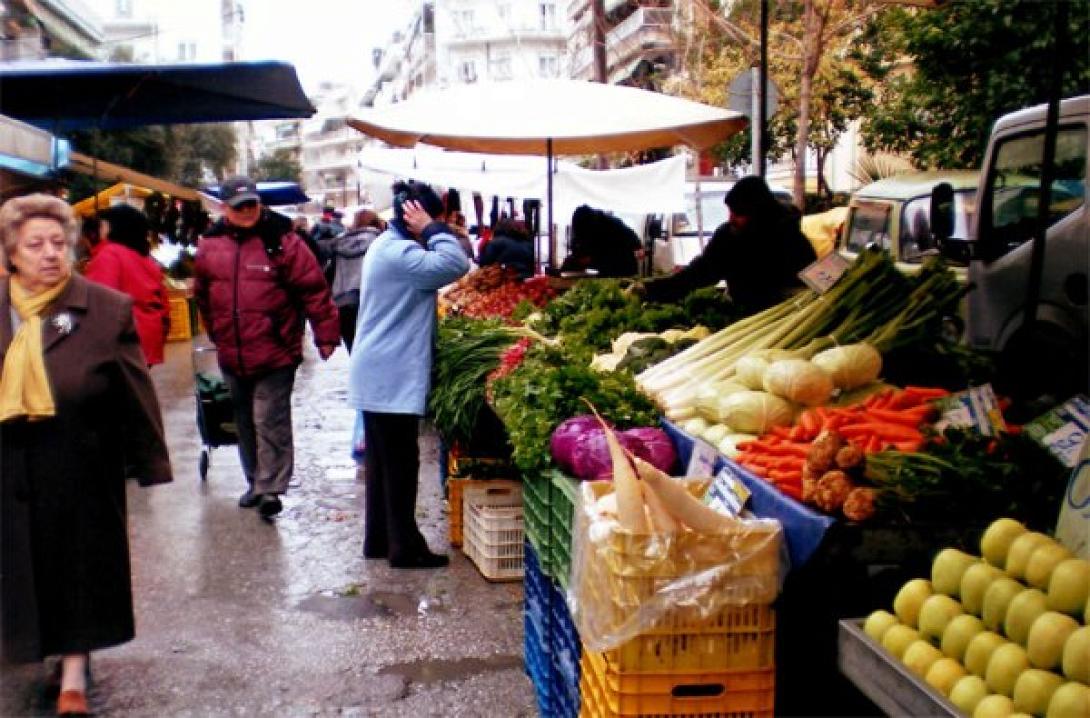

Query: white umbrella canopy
[348,80,746,269]
[347,79,747,155]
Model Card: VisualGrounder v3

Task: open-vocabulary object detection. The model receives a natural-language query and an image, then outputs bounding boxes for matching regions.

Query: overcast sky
[244,0,416,92]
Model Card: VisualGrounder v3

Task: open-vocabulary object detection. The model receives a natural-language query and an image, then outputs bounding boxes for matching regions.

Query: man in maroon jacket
[194,176,340,519]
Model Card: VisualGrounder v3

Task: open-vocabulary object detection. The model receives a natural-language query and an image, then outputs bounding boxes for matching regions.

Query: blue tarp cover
[0,60,314,132]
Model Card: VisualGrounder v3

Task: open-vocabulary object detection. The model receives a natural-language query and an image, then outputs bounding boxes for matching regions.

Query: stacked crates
[448,478,519,548]
[523,471,582,586]
[525,542,581,718]
[166,295,193,341]
[575,481,780,718]
[462,483,524,581]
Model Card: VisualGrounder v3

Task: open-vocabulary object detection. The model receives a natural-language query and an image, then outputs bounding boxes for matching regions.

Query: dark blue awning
[0,60,315,132]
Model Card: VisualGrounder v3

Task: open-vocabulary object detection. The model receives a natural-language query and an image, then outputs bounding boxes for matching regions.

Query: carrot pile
[734,386,949,501]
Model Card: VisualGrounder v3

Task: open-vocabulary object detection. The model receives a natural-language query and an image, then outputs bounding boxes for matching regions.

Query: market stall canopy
[358,147,686,215]
[0,113,70,178]
[67,152,200,202]
[0,60,315,132]
[347,80,747,155]
[201,181,310,207]
[70,182,187,217]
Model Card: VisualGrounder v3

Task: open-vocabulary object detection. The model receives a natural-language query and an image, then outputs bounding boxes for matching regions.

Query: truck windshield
[845,201,892,253]
[985,125,1087,254]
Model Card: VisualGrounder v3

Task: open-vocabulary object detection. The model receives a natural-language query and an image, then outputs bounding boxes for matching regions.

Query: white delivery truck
[933,95,1089,403]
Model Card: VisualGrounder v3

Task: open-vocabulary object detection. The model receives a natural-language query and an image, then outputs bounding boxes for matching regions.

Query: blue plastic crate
[524,611,553,717]
[523,543,551,641]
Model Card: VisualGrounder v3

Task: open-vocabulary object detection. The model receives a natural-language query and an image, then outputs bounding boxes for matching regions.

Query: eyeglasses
[233,200,259,210]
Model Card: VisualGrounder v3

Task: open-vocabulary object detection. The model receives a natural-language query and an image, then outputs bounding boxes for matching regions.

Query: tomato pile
[444,267,558,320]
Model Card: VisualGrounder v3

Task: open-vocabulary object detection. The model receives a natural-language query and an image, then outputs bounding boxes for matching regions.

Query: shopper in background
[309,205,345,285]
[478,216,534,278]
[194,176,340,520]
[84,204,171,367]
[635,175,816,311]
[0,193,172,717]
[348,180,469,569]
[317,208,385,352]
[75,216,102,271]
[560,204,641,277]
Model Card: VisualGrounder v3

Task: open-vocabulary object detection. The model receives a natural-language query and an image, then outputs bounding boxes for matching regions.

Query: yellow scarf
[0,276,70,422]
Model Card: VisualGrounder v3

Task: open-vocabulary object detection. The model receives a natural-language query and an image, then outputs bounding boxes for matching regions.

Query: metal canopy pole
[546,138,555,274]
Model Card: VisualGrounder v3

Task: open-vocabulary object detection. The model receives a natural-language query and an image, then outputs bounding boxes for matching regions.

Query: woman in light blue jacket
[348,181,469,569]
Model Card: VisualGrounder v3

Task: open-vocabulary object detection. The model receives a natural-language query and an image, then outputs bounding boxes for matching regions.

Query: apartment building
[567,0,675,87]
[84,0,244,63]
[364,0,569,108]
[1,0,104,60]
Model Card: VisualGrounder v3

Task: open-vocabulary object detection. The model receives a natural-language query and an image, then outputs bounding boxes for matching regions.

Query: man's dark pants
[223,365,297,496]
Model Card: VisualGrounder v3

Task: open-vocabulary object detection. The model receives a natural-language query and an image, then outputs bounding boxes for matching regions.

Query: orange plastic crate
[579,650,774,718]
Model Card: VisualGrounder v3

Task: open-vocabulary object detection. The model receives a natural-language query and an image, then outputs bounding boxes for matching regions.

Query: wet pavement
[1,340,535,717]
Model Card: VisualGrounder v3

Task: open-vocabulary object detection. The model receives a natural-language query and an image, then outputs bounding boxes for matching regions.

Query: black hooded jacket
[644,183,815,311]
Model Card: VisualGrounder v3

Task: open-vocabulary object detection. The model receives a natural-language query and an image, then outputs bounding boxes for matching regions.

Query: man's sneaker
[258,494,283,519]
[238,489,260,508]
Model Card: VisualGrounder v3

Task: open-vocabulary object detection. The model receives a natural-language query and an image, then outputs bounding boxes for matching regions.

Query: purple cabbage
[550,415,609,473]
[621,427,677,475]
[570,429,644,481]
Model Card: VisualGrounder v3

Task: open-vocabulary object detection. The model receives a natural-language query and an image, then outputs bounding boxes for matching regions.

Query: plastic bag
[568,478,784,652]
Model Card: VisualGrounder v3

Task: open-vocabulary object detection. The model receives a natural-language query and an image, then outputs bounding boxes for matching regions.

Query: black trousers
[338,304,358,354]
[362,412,428,560]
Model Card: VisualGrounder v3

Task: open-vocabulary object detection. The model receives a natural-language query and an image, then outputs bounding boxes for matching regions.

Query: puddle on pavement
[297,589,434,621]
[378,655,525,685]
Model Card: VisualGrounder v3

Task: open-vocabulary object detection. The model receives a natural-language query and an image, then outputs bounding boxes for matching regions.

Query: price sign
[934,384,1006,437]
[1025,395,1090,468]
[705,463,752,517]
[798,252,850,294]
[687,439,719,477]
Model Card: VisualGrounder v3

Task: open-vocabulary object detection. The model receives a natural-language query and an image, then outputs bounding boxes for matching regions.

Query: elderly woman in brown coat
[0,194,172,717]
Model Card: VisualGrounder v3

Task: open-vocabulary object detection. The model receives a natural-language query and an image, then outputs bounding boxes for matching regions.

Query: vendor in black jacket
[637,176,816,311]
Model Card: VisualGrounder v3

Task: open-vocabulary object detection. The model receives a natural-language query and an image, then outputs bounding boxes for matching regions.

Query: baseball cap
[221,176,261,208]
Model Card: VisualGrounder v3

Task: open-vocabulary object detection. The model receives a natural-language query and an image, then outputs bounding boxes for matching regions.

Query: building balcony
[446,27,565,48]
[570,6,674,79]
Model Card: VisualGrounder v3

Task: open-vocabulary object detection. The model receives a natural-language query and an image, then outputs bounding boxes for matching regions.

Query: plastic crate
[525,612,554,717]
[579,650,774,718]
[447,478,519,548]
[524,543,551,640]
[550,581,582,718]
[167,296,192,341]
[463,485,524,581]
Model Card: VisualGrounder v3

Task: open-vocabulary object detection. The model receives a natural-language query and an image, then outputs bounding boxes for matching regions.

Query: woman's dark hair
[391,180,445,224]
[494,217,530,242]
[99,204,151,256]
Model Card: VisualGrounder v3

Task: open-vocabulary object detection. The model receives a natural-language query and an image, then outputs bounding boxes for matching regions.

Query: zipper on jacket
[233,240,245,374]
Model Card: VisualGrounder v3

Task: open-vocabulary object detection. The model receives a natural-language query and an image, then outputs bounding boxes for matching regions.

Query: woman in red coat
[84,205,171,366]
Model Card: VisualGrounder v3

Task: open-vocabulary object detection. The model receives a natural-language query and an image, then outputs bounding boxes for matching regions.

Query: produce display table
[837,619,960,718]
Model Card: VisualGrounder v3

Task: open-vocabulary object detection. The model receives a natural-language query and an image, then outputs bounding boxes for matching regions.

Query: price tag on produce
[687,439,719,478]
[798,252,850,294]
[933,384,1006,436]
[706,463,752,517]
[1025,395,1090,468]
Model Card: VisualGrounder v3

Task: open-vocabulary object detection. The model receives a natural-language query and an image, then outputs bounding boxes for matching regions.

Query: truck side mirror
[930,182,955,242]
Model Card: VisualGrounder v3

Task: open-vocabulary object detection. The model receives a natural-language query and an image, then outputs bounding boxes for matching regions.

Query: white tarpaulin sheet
[357,147,686,216]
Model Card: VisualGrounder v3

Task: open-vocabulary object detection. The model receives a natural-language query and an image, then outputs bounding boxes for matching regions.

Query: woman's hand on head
[402,200,433,237]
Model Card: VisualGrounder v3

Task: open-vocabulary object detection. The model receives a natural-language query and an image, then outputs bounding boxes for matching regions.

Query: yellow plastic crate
[579,650,774,718]
[166,296,192,341]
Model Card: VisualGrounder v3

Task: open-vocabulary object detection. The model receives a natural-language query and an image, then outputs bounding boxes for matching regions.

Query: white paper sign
[687,439,719,478]
[705,464,753,517]
[934,384,1006,436]
[1055,435,1090,559]
[798,252,850,294]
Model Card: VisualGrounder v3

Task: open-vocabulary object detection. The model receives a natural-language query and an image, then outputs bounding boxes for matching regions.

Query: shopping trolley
[192,340,237,480]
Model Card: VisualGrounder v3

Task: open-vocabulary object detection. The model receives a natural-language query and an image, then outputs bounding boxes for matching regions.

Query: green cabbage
[763,359,835,406]
[811,343,883,390]
[714,390,795,434]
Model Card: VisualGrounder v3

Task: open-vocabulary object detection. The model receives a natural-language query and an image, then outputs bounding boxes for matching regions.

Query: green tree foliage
[252,148,302,183]
[855,0,1090,168]
[66,124,237,202]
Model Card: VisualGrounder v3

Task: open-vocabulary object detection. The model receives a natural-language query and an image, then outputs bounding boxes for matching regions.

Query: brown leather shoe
[57,689,89,716]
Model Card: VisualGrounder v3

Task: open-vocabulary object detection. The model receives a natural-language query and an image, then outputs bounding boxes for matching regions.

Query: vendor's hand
[402,200,433,237]
[318,344,337,360]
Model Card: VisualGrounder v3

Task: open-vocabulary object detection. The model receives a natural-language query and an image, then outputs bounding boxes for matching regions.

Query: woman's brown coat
[0,274,172,662]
